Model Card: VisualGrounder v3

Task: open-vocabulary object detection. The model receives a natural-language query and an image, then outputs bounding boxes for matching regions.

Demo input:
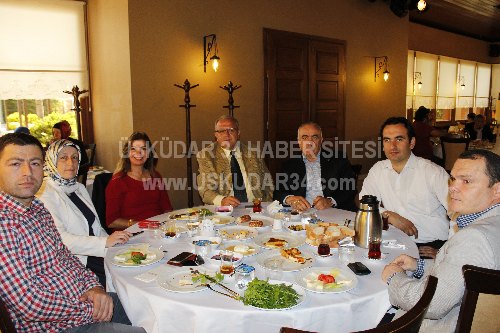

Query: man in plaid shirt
[0,133,145,333]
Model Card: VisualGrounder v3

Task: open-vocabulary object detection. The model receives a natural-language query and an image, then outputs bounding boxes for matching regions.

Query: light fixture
[203,34,220,73]
[459,76,465,90]
[417,0,426,11]
[374,56,389,82]
[414,72,423,90]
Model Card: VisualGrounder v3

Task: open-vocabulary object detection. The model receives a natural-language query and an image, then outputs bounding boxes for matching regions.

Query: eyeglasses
[215,128,238,135]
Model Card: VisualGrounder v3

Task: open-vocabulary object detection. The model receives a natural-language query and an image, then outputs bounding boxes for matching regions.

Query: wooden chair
[454,265,500,333]
[0,295,17,333]
[91,172,113,234]
[440,136,470,173]
[280,275,439,333]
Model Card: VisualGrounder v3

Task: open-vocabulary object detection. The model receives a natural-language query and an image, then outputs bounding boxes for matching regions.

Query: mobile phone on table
[347,262,371,275]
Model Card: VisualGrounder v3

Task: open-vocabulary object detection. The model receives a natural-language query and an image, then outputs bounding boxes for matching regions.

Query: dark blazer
[273,151,357,212]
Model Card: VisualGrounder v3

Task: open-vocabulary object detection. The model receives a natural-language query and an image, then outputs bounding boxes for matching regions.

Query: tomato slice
[318,274,335,284]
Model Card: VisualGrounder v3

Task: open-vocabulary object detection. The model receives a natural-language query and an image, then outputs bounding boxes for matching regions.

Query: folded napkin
[382,240,407,250]
[134,270,160,283]
[138,220,160,229]
[266,200,284,215]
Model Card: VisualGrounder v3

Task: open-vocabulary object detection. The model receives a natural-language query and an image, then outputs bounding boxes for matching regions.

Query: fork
[204,284,240,301]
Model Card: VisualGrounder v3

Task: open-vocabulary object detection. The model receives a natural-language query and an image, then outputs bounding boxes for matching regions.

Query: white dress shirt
[212,144,255,206]
[359,153,449,243]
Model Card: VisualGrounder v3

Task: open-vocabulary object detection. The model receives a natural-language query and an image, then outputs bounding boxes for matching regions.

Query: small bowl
[284,222,307,235]
[191,236,222,252]
[209,250,243,266]
[215,205,233,216]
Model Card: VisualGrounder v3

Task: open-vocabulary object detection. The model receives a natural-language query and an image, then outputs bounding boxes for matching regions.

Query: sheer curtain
[0,0,88,100]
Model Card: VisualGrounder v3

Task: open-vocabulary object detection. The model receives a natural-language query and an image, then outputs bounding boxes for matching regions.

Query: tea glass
[219,250,235,275]
[368,236,382,259]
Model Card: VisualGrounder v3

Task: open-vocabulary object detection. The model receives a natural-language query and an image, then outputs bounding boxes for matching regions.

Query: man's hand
[286,195,311,212]
[312,196,332,210]
[221,196,241,207]
[391,254,418,271]
[386,211,418,238]
[382,263,405,283]
[80,287,113,322]
[418,246,438,259]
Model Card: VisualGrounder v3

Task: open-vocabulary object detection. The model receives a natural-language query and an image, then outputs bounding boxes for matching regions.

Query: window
[406,50,492,124]
[0,0,88,146]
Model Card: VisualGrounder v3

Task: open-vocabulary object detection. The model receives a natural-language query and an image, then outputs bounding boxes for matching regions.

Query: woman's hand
[105,230,132,248]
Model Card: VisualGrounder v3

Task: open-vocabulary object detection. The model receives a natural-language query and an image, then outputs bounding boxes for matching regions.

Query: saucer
[362,253,387,261]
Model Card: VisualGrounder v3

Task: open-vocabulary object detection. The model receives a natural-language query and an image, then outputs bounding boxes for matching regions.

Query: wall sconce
[203,34,220,73]
[374,56,389,82]
[458,76,465,90]
[414,72,423,90]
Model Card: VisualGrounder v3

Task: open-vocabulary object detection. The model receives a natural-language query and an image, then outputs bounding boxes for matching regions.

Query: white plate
[111,248,164,267]
[223,242,260,257]
[255,249,314,272]
[157,269,210,293]
[245,280,306,310]
[284,221,307,235]
[209,215,235,227]
[362,253,388,261]
[295,267,358,293]
[169,207,214,221]
[254,232,305,249]
[238,215,273,230]
[218,226,258,241]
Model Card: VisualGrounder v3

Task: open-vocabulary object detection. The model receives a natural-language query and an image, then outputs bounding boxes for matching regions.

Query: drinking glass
[219,250,234,275]
[148,221,162,239]
[235,264,255,289]
[338,245,355,265]
[164,220,177,238]
[194,240,211,260]
[252,198,262,213]
[186,222,199,237]
[368,236,382,259]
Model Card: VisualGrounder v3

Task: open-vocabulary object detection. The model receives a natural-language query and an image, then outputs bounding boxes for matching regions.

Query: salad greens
[191,271,224,285]
[130,251,147,264]
[241,278,300,309]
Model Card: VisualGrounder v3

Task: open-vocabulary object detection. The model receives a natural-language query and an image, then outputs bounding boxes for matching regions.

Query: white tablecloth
[105,205,418,333]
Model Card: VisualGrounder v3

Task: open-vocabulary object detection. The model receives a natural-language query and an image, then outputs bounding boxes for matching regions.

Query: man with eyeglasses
[196,115,273,207]
[360,117,450,258]
[273,121,357,211]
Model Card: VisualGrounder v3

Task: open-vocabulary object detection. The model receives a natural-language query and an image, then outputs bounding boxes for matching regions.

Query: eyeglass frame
[214,128,239,135]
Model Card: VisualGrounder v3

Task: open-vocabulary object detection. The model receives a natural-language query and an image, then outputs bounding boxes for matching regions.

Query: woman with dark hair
[51,120,89,175]
[412,106,445,162]
[465,114,495,142]
[37,139,131,286]
[105,132,173,230]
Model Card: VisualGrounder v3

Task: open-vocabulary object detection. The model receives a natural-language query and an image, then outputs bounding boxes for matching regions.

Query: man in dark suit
[273,122,357,212]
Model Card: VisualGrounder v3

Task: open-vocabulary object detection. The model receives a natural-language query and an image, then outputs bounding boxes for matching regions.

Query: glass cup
[368,236,382,259]
[252,198,262,213]
[186,221,199,237]
[148,221,162,239]
[317,235,331,256]
[382,213,389,230]
[219,250,235,275]
[338,245,355,265]
[235,264,255,290]
[194,240,211,260]
[164,220,177,238]
[265,257,283,280]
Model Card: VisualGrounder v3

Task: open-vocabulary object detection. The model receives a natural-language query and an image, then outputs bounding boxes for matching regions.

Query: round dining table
[104,204,418,333]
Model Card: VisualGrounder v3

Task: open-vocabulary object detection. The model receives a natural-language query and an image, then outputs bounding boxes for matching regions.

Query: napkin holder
[167,252,204,267]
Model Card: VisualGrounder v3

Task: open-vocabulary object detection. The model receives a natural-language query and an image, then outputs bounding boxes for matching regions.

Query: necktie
[230,151,248,202]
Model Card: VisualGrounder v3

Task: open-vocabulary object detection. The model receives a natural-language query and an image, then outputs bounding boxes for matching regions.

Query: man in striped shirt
[0,133,145,333]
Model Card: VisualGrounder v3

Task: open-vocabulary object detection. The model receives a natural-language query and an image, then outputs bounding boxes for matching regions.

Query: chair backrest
[455,265,500,333]
[78,143,96,186]
[0,295,17,333]
[91,172,113,234]
[440,136,470,172]
[355,275,438,333]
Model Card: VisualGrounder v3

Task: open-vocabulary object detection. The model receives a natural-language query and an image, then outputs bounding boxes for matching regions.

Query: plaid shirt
[0,192,102,332]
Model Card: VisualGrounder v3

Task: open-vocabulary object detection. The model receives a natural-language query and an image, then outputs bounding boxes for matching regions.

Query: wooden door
[264,29,346,175]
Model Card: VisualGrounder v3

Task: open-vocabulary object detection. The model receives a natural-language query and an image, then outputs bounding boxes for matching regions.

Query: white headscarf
[44,139,81,192]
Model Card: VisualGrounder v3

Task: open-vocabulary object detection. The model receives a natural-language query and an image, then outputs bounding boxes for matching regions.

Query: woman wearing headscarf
[106,131,173,230]
[37,139,131,287]
[51,121,89,176]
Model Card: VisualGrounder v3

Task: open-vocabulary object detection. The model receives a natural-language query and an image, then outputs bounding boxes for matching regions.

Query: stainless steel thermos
[354,195,383,248]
